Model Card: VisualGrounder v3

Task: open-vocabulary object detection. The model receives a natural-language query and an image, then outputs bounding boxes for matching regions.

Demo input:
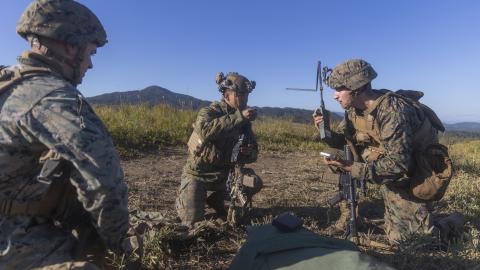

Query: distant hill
[87,85,478,130]
[87,85,211,110]
[87,85,343,123]
[444,122,480,133]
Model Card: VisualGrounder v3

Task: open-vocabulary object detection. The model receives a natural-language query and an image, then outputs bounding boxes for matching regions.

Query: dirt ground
[122,146,344,222]
[120,147,476,270]
[121,147,390,268]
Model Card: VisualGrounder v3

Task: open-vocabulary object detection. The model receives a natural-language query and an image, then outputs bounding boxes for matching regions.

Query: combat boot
[334,201,350,231]
[433,212,465,246]
[333,201,364,233]
[206,191,227,219]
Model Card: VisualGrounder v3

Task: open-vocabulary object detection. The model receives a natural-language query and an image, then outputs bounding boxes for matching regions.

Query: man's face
[333,86,355,109]
[77,43,98,80]
[224,90,249,110]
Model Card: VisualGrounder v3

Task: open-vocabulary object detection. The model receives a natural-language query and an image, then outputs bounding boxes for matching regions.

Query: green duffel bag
[229,216,395,270]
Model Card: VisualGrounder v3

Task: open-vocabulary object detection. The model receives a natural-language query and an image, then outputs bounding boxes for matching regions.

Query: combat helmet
[16,0,107,47]
[326,59,377,91]
[216,72,256,94]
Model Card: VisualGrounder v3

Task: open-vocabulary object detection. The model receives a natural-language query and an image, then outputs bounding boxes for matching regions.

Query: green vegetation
[94,104,326,153]
[95,105,196,154]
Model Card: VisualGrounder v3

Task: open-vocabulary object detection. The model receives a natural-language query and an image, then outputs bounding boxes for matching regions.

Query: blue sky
[1,0,479,123]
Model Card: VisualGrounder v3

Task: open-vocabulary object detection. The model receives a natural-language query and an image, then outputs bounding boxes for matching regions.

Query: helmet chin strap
[30,35,85,86]
[71,45,86,85]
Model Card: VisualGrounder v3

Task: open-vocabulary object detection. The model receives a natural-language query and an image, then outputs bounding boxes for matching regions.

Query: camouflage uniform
[323,59,440,244]
[176,73,258,226]
[0,1,129,268]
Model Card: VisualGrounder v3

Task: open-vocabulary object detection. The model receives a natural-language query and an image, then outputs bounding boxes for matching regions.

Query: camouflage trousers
[381,183,433,244]
[0,216,103,270]
[175,173,228,226]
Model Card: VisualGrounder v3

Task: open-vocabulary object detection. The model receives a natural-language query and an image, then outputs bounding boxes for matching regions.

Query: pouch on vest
[240,167,263,195]
[0,65,52,95]
[350,90,451,201]
[410,143,452,201]
[390,91,450,201]
[0,150,70,218]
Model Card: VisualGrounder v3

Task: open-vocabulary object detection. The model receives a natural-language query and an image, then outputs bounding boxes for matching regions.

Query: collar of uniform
[363,89,389,116]
[17,51,66,81]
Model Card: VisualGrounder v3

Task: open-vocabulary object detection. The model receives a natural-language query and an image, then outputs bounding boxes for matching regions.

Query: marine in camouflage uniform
[314,59,446,244]
[176,72,258,226]
[0,0,129,269]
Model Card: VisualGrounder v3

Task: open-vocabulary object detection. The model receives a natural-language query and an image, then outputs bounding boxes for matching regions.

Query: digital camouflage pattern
[326,59,377,91]
[216,72,256,93]
[0,52,129,268]
[328,90,439,185]
[323,89,437,243]
[17,0,107,47]
[183,100,258,182]
[176,100,258,225]
[176,173,228,226]
[381,184,433,243]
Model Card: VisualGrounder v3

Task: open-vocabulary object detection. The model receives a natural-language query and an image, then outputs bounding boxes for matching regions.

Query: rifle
[325,143,367,242]
[226,124,262,225]
[316,114,392,250]
[286,61,332,140]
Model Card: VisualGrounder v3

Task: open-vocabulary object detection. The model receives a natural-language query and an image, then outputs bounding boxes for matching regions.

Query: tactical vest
[348,90,452,201]
[0,65,52,94]
[184,101,258,182]
[348,91,439,163]
[0,65,71,218]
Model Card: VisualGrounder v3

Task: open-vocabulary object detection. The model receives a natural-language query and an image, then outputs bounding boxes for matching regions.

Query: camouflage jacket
[0,53,129,251]
[183,100,258,182]
[323,89,438,185]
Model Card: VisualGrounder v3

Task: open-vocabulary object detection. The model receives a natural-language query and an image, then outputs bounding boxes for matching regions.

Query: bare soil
[122,147,337,217]
[121,147,476,270]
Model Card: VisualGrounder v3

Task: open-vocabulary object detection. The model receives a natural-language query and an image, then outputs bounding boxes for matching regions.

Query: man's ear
[63,43,78,58]
[223,90,231,99]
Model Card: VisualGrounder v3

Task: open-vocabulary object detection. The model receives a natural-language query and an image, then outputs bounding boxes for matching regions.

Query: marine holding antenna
[286,61,332,140]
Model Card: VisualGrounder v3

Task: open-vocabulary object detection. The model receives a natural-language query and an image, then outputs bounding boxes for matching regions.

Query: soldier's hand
[242,108,257,121]
[313,115,324,128]
[312,109,324,129]
[323,156,353,172]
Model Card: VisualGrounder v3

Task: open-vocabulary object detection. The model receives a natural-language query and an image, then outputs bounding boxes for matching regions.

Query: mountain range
[87,85,479,132]
[87,85,343,123]
[443,122,480,132]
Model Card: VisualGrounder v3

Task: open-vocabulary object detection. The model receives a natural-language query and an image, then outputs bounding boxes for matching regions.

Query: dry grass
[94,104,327,154]
[96,104,480,269]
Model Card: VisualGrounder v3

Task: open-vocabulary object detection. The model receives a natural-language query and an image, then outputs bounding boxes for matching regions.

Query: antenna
[286,61,332,140]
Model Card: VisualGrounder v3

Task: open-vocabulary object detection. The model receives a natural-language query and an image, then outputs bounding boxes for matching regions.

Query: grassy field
[95,104,480,269]
[95,104,326,153]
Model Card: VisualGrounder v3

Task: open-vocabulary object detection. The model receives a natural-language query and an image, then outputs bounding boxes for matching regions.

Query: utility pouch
[410,143,452,201]
[240,167,263,195]
[38,150,69,184]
